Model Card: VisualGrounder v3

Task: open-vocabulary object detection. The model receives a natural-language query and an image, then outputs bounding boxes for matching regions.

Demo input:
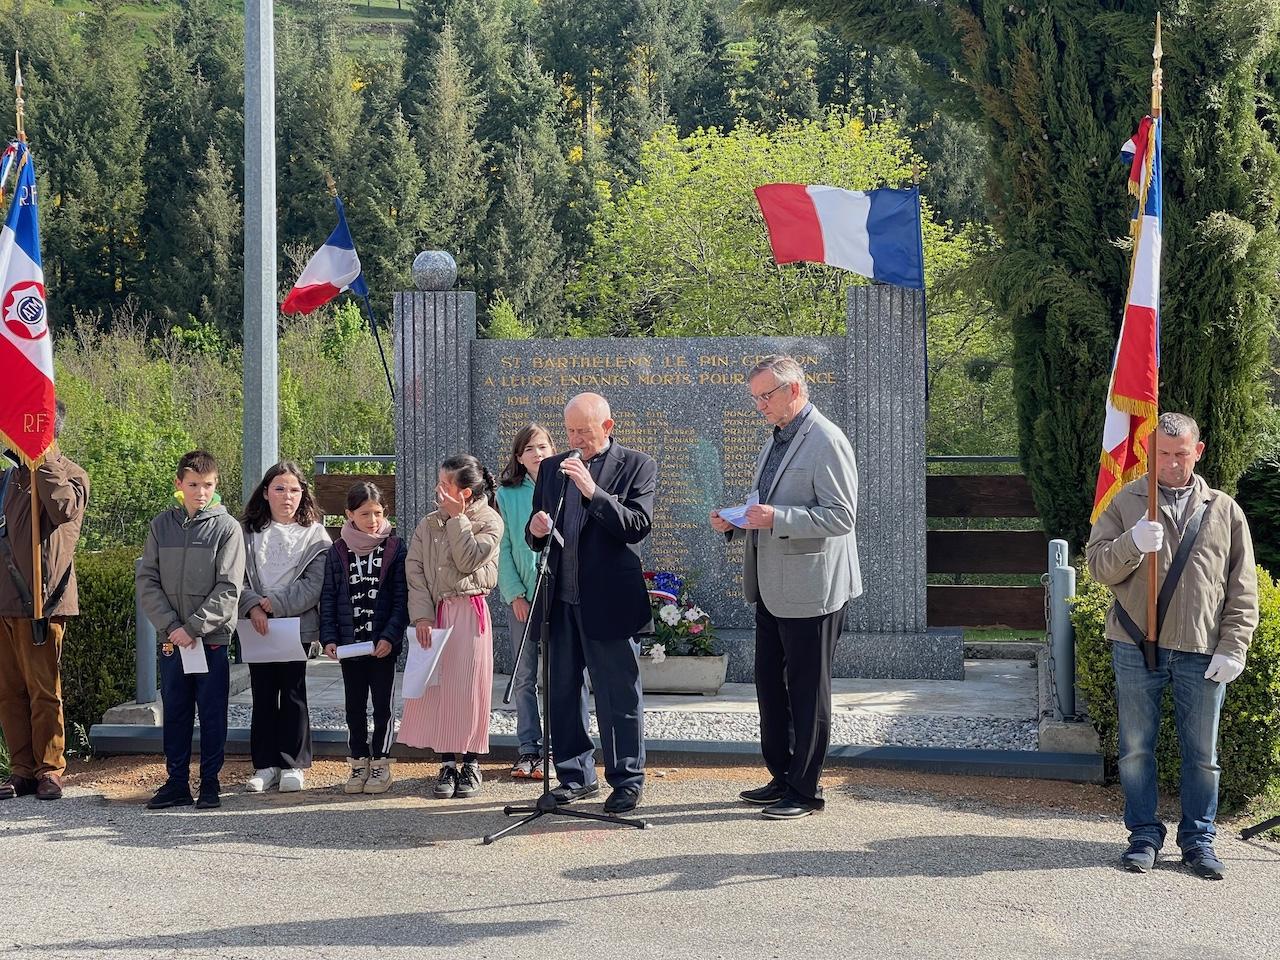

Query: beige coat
[406,500,503,624]
[1085,474,1258,662]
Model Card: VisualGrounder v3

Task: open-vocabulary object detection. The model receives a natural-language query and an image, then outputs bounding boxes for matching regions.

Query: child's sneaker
[145,779,194,810]
[456,761,483,798]
[510,755,536,779]
[364,758,393,795]
[344,758,369,795]
[279,769,305,792]
[433,763,458,799]
[245,767,280,793]
[196,780,221,810]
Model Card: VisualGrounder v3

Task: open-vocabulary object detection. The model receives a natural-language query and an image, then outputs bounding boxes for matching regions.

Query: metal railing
[313,454,395,475]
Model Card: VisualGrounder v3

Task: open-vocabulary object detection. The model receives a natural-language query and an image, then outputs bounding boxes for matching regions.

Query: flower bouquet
[643,570,717,659]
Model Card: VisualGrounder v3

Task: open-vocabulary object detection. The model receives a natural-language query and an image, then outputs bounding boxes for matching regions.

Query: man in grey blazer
[711,355,861,819]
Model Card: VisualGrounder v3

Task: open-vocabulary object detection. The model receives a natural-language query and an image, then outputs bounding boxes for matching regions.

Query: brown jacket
[1085,474,1258,662]
[406,500,503,624]
[0,453,90,620]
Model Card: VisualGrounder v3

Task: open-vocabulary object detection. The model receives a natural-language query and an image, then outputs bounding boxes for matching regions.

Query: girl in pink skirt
[400,454,503,799]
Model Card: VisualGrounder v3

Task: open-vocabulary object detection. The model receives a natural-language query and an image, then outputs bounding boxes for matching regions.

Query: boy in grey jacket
[136,450,246,810]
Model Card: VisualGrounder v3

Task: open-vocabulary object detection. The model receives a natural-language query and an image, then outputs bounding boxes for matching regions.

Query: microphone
[559,449,583,472]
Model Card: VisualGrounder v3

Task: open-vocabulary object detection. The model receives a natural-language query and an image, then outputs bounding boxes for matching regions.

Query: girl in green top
[495,423,555,778]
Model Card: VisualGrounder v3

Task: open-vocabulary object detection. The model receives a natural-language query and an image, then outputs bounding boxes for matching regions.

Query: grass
[0,731,9,779]
[964,628,1046,643]
[1236,780,1280,838]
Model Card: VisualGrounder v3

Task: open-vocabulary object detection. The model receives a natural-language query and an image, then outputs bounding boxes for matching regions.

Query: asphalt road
[2,760,1278,960]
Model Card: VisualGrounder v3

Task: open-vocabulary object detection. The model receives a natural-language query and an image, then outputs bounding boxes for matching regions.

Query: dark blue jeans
[505,604,542,755]
[159,642,230,785]
[1112,640,1227,852]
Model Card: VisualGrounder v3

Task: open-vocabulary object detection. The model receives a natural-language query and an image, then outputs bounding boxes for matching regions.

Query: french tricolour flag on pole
[754,183,924,289]
[0,141,56,466]
[281,196,369,315]
[1091,116,1161,522]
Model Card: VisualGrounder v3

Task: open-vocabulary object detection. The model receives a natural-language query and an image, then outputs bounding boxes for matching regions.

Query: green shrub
[61,548,141,735]
[1072,566,1280,810]
[1236,457,1280,575]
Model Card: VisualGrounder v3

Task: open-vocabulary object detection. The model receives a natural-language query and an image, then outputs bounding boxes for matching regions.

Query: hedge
[1072,566,1280,810]
[60,548,140,738]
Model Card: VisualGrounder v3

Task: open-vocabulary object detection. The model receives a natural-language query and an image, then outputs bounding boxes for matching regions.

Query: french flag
[754,183,925,289]
[281,196,369,315]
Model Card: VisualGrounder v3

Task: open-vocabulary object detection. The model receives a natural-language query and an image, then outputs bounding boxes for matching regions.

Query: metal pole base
[482,800,650,845]
[1240,815,1280,841]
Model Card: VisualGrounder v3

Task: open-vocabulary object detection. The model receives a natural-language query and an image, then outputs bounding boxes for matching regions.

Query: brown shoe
[35,774,63,801]
[0,774,39,799]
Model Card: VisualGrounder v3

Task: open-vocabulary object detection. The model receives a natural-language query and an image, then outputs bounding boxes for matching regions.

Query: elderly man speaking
[526,392,657,814]
[712,355,861,820]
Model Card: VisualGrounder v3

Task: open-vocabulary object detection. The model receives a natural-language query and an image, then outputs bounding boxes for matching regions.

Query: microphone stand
[482,455,650,844]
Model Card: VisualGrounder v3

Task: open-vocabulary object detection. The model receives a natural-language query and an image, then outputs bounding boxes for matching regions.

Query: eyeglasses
[750,383,787,404]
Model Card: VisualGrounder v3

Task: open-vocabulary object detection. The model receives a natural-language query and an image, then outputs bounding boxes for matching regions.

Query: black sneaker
[1121,840,1159,873]
[1182,846,1226,880]
[455,761,483,798]
[433,764,458,799]
[146,780,194,810]
[196,780,221,810]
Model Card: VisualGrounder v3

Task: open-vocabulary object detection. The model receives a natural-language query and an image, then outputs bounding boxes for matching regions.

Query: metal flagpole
[1144,15,1163,668]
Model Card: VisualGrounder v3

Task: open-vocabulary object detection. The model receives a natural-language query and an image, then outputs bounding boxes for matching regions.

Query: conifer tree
[759,0,1280,544]
[735,15,820,131]
[488,147,565,335]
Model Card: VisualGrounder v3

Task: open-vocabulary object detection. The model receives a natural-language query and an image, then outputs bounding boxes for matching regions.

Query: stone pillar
[393,253,475,531]
[838,284,962,678]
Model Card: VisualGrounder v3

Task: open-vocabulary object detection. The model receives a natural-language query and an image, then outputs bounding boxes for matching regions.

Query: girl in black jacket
[319,482,408,795]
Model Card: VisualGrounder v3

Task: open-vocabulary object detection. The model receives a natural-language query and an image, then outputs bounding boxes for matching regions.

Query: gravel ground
[1,757,1277,960]
[226,705,1040,751]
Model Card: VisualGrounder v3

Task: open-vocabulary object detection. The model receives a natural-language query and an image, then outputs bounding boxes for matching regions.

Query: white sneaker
[364,758,394,795]
[278,769,305,793]
[344,758,369,795]
[245,767,280,793]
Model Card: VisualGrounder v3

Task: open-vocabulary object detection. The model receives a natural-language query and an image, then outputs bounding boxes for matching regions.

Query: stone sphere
[412,251,458,291]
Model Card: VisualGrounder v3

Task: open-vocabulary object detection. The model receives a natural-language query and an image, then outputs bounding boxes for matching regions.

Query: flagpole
[14,52,42,622]
[1144,15,1163,667]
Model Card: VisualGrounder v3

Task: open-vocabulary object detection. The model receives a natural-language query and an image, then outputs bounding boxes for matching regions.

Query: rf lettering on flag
[1092,115,1162,522]
[0,140,55,466]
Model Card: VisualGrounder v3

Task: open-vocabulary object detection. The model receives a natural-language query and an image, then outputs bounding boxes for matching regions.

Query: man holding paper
[710,355,861,820]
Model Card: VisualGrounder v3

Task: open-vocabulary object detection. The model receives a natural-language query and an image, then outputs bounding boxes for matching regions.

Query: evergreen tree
[560,122,607,264]
[152,144,243,337]
[348,107,429,314]
[488,146,565,334]
[674,7,737,133]
[452,0,517,148]
[735,15,820,131]
[401,0,453,118]
[411,21,490,285]
[760,0,1280,545]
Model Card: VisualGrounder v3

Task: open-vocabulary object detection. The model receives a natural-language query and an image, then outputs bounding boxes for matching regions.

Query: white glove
[1131,518,1164,554]
[1204,654,1245,685]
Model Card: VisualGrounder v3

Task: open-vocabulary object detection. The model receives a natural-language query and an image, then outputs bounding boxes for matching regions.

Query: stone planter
[640,653,729,696]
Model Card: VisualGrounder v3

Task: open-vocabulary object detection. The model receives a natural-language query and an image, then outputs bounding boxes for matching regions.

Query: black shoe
[760,796,823,820]
[195,779,221,809]
[740,781,788,806]
[433,764,459,800]
[455,761,483,798]
[146,780,194,810]
[1121,840,1159,873]
[549,782,600,804]
[1182,846,1226,880]
[603,785,643,814]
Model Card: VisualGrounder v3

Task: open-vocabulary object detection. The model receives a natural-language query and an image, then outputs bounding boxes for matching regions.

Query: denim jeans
[505,604,542,755]
[1112,640,1227,852]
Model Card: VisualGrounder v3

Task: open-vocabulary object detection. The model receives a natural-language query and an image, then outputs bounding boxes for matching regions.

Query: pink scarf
[340,517,392,557]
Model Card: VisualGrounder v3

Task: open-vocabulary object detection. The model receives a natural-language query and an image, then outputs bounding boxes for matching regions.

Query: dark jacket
[0,455,90,620]
[525,442,656,640]
[137,503,246,646]
[319,535,409,655]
